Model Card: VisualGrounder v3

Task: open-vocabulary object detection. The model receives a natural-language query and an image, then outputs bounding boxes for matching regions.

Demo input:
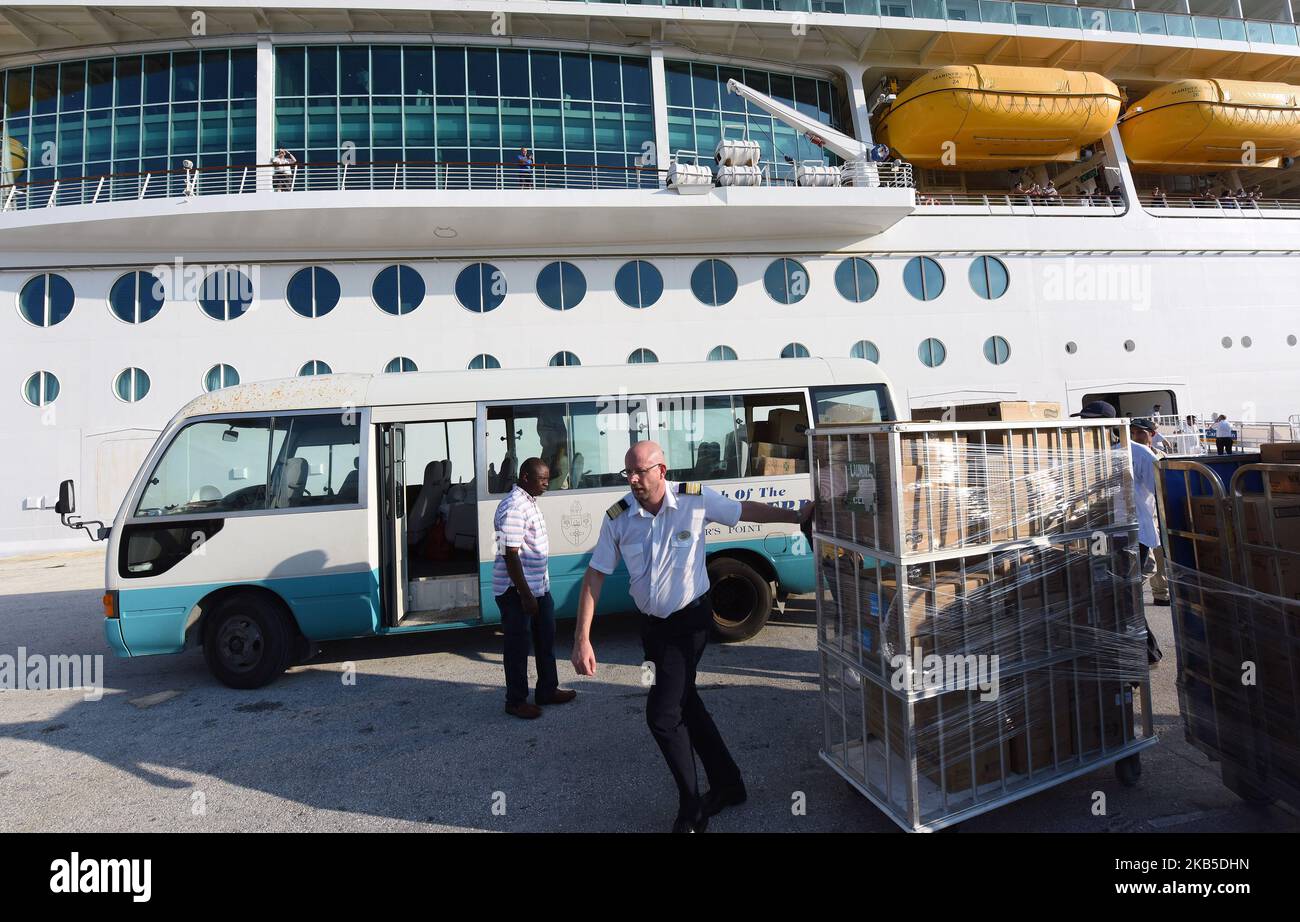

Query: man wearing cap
[570,440,813,833]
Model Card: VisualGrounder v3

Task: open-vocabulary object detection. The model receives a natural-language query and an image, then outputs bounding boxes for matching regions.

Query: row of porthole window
[16,336,1009,407]
[15,255,1012,327]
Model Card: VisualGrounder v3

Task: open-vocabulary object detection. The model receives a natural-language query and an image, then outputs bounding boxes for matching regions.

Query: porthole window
[1289,334,1297,347]
[707,345,738,362]
[983,335,1011,365]
[19,273,75,327]
[109,271,164,324]
[903,256,944,301]
[764,258,809,305]
[969,256,1009,300]
[23,371,60,407]
[113,368,150,402]
[1065,341,1078,354]
[549,351,580,367]
[456,262,507,313]
[287,267,341,318]
[615,260,663,309]
[298,360,332,376]
[372,265,424,316]
[537,261,587,311]
[199,269,253,321]
[835,258,879,303]
[690,259,738,306]
[1221,337,1233,349]
[1241,336,1253,348]
[468,354,501,370]
[1124,340,1136,353]
[203,364,239,392]
[780,342,810,359]
[627,348,658,364]
[385,357,417,374]
[850,340,880,363]
[918,338,947,367]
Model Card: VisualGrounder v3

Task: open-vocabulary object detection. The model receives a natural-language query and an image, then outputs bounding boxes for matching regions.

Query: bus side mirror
[55,479,75,515]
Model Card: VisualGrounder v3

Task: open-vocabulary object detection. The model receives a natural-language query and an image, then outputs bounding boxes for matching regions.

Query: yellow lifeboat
[1,135,26,184]
[1119,79,1300,172]
[876,65,1122,170]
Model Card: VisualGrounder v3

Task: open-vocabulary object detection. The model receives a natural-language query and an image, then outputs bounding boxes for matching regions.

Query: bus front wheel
[202,593,293,689]
[707,557,773,643]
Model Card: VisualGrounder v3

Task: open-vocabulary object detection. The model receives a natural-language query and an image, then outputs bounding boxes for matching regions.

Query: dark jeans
[1137,545,1165,665]
[1216,437,1234,455]
[642,596,743,810]
[496,587,558,706]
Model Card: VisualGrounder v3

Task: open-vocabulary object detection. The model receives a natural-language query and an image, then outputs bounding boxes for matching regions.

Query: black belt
[643,594,709,621]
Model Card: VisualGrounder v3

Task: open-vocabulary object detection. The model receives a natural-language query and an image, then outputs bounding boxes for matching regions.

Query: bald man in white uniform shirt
[571,440,813,833]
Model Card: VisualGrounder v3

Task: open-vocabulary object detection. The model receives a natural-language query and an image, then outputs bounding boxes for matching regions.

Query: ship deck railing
[0,158,917,211]
[1139,194,1300,216]
[912,192,1127,214]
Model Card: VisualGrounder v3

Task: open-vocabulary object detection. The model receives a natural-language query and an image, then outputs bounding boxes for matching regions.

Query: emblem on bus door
[561,501,591,545]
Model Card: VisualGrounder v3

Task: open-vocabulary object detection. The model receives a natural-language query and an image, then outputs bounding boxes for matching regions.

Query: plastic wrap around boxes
[811,421,1156,831]
[1158,447,1300,810]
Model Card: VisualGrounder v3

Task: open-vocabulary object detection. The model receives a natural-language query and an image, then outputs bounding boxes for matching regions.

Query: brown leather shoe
[505,701,542,719]
[537,689,577,705]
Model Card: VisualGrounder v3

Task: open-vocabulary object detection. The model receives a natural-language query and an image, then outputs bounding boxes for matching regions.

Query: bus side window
[268,414,363,508]
[486,399,647,492]
[134,417,275,516]
[656,394,745,483]
[743,392,809,477]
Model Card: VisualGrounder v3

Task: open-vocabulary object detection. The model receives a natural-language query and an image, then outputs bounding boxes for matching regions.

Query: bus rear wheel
[202,593,293,689]
[708,557,773,643]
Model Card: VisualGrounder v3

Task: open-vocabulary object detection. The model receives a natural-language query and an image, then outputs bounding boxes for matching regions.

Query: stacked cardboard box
[911,401,1062,423]
[751,408,809,476]
[813,420,1149,821]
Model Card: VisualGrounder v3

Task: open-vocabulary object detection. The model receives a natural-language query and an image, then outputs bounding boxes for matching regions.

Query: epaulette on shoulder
[678,482,703,496]
[605,498,630,519]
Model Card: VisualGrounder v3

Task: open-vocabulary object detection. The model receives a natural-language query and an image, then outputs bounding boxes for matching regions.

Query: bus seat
[408,460,447,545]
[444,503,477,551]
[553,451,571,489]
[571,452,588,488]
[191,485,221,503]
[723,432,747,478]
[499,455,517,492]
[269,457,309,508]
[693,442,721,479]
[337,457,359,503]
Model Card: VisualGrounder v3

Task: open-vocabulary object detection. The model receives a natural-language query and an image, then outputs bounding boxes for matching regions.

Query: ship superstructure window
[781,343,810,359]
[764,258,809,305]
[665,61,842,183]
[385,357,417,373]
[1124,340,1136,352]
[456,263,507,313]
[18,273,75,326]
[690,259,738,306]
[615,260,663,309]
[198,269,253,321]
[1241,336,1253,348]
[298,360,331,376]
[549,351,580,367]
[903,257,944,301]
[23,371,59,407]
[287,267,341,318]
[835,258,878,303]
[203,364,239,391]
[273,46,654,185]
[628,348,658,364]
[983,336,1011,365]
[114,367,150,402]
[708,345,738,361]
[1221,337,1233,348]
[372,265,424,315]
[1,50,256,202]
[918,338,947,367]
[1289,335,1297,347]
[109,271,164,324]
[1065,341,1078,354]
[468,354,500,370]
[969,256,1009,300]
[537,261,586,311]
[850,340,880,363]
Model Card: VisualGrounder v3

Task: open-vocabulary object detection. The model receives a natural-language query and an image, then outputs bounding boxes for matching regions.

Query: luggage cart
[812,420,1157,832]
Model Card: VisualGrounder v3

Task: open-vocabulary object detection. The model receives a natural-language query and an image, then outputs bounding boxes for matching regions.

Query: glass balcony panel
[946,0,981,21]
[1108,10,1138,32]
[981,0,1015,24]
[1246,21,1274,43]
[1272,22,1299,43]
[1138,11,1167,34]
[1047,4,1082,28]
[1015,3,1050,26]
[1220,18,1247,41]
[1165,13,1194,36]
[1193,16,1222,39]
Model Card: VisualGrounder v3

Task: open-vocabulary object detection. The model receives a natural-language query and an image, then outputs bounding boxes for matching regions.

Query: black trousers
[1216,436,1234,455]
[496,588,558,705]
[641,596,742,810]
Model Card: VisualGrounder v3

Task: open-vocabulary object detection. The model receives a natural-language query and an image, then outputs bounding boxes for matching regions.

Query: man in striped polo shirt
[494,457,576,719]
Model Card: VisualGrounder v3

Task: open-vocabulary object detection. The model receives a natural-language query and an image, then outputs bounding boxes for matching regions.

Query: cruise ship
[4,0,1300,554]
